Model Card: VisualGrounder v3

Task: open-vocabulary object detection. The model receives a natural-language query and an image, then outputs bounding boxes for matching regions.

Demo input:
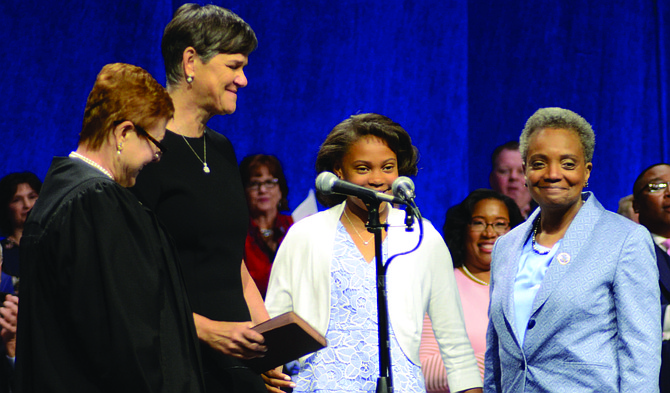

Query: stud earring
[117,143,123,155]
[584,181,589,188]
[186,75,194,84]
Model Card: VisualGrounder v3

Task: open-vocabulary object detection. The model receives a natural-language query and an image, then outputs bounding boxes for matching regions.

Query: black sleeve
[21,182,170,392]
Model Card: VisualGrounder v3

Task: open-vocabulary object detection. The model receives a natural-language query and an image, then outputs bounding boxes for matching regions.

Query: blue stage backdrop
[1,0,668,230]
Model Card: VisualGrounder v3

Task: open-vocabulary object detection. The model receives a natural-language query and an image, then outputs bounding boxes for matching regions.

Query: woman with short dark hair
[132,4,290,392]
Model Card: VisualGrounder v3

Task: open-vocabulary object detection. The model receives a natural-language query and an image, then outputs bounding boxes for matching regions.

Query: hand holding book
[243,311,327,373]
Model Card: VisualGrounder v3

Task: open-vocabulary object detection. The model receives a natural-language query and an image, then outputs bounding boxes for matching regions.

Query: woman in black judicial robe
[15,63,204,393]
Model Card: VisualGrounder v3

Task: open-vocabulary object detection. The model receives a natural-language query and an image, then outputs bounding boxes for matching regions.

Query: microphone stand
[354,194,421,393]
[362,198,393,393]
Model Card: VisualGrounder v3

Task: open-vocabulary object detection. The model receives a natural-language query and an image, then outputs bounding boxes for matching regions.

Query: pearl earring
[186,75,194,84]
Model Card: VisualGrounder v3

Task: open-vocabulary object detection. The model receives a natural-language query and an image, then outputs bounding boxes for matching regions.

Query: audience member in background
[240,154,293,299]
[617,194,639,223]
[0,276,17,393]
[132,4,291,392]
[0,171,41,294]
[266,113,482,393]
[420,189,523,392]
[485,108,660,392]
[0,171,40,392]
[0,246,18,393]
[15,63,204,392]
[632,163,670,392]
[489,141,534,218]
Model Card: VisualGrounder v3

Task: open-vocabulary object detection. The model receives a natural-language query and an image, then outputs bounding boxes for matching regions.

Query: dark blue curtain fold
[1,0,668,227]
[468,0,665,207]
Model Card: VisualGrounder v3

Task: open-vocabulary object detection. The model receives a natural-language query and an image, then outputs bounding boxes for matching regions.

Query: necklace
[260,228,274,238]
[461,265,489,286]
[181,130,210,173]
[343,209,375,245]
[531,216,550,255]
[69,152,113,179]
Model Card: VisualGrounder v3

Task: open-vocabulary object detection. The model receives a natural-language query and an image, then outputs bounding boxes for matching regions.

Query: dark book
[243,311,327,373]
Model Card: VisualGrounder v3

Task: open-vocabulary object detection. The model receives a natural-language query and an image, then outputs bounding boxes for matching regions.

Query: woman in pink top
[420,189,523,392]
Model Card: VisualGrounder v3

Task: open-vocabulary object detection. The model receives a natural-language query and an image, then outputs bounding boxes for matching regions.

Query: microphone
[315,172,404,205]
[392,176,415,203]
[392,176,420,230]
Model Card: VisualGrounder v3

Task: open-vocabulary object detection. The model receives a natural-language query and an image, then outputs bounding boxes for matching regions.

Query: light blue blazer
[484,192,661,392]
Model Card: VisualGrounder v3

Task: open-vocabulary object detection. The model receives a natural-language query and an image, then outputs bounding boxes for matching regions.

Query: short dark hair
[632,162,670,196]
[442,189,524,268]
[0,172,42,236]
[162,3,258,87]
[80,63,174,150]
[240,154,290,211]
[315,113,419,207]
[491,141,520,168]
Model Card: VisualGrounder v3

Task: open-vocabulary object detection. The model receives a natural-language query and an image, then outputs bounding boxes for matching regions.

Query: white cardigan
[265,202,482,392]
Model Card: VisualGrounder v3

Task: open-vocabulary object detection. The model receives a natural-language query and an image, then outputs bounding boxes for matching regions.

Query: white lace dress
[293,221,425,393]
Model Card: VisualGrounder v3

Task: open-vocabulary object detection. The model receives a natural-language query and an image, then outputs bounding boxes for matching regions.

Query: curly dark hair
[239,154,290,212]
[442,189,524,268]
[315,113,419,207]
[0,172,42,236]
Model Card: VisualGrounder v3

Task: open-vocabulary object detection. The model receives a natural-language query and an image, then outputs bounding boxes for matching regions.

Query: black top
[16,158,204,393]
[132,129,265,393]
[1,239,19,277]
[0,343,13,393]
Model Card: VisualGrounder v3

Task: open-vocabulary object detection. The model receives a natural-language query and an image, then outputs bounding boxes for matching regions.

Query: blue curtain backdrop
[1,0,668,228]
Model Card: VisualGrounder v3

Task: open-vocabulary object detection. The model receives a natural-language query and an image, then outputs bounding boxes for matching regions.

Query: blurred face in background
[490,149,531,211]
[634,164,670,237]
[8,183,39,231]
[617,194,639,223]
[245,166,282,218]
[464,198,511,273]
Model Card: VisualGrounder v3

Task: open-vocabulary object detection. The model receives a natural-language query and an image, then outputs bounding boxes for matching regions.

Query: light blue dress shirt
[513,236,560,346]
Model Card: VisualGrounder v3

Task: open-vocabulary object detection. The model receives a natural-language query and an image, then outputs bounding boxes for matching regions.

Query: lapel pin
[557,252,571,265]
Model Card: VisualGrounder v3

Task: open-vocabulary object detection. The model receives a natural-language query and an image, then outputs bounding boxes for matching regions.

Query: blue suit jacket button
[527,319,536,329]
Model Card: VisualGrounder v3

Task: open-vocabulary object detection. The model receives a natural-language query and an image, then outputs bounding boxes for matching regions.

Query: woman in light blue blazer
[484,107,661,392]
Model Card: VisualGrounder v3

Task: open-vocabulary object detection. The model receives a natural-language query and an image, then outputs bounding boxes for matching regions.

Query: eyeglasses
[113,120,166,161]
[469,219,510,234]
[132,123,166,161]
[636,181,669,196]
[246,178,279,191]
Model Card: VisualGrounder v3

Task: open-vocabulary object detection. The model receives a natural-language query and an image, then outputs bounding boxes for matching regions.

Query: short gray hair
[162,4,258,87]
[519,107,595,163]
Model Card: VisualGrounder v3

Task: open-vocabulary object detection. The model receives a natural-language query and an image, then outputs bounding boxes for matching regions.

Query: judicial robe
[15,157,204,393]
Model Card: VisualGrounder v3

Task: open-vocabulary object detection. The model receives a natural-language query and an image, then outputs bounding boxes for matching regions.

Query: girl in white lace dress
[266,113,482,393]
